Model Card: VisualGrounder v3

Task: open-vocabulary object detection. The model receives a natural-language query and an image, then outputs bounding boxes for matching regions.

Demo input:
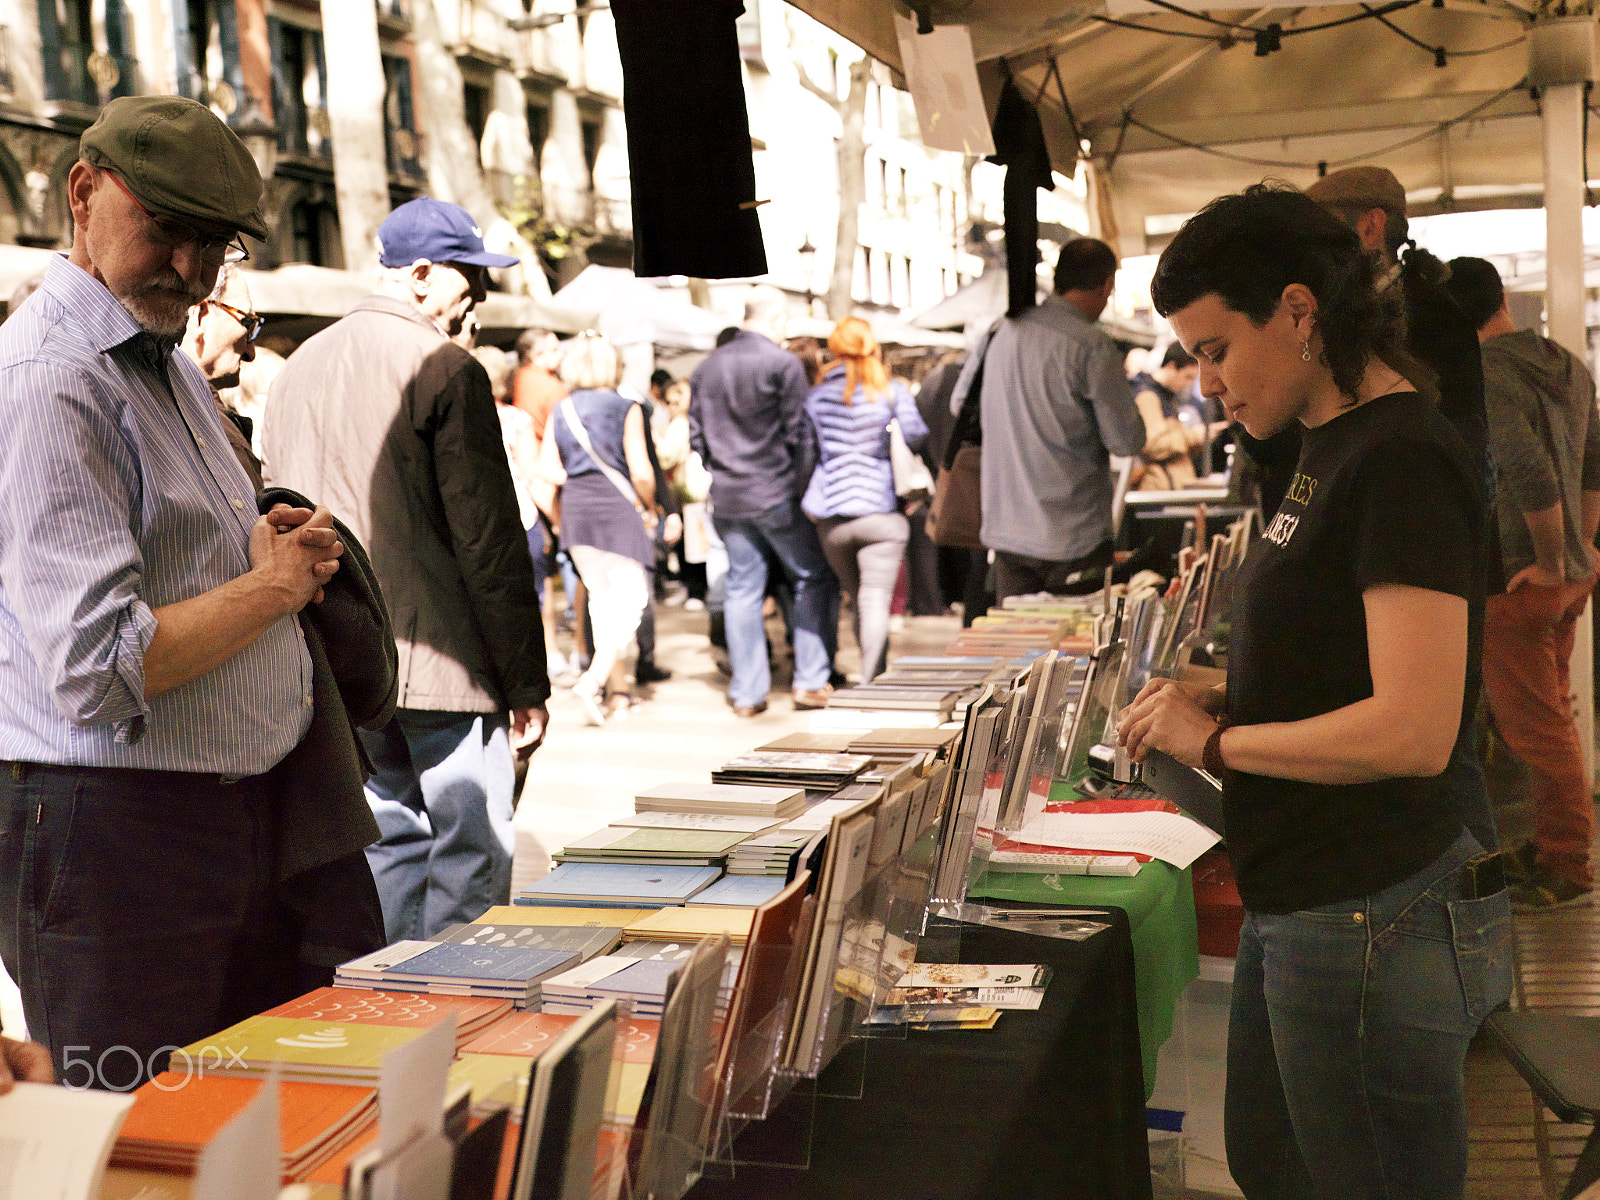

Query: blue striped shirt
[0,255,312,773]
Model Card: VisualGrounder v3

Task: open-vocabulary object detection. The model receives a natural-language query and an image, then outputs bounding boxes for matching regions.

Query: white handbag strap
[561,396,640,509]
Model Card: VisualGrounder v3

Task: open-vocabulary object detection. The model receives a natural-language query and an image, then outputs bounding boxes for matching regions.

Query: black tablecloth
[688,905,1151,1200]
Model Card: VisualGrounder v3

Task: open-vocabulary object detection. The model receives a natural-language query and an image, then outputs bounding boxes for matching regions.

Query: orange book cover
[261,987,511,1043]
[113,1072,375,1179]
[460,1010,578,1057]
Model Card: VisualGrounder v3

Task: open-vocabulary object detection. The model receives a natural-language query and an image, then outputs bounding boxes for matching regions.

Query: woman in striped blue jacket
[801,317,930,682]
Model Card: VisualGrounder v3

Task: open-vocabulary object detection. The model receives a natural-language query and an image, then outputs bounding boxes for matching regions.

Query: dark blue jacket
[801,365,929,519]
[688,330,814,519]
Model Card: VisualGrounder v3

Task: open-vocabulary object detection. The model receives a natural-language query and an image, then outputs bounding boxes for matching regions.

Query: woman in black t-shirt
[1117,186,1510,1200]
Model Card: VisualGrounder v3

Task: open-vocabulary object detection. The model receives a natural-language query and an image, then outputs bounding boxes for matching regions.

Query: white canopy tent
[789,0,1600,775]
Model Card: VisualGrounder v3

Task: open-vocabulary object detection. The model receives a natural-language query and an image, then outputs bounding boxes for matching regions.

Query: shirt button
[233,499,243,510]
[304,695,313,706]
[1352,913,1365,923]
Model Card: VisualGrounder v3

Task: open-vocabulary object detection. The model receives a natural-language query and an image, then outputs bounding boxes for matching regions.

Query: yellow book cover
[447,1053,531,1109]
[175,1015,426,1074]
[621,907,754,942]
[474,904,664,927]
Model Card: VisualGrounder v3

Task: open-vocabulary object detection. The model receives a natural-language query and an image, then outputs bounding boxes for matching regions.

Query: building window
[383,54,421,177]
[269,18,329,160]
[526,101,549,172]
[39,0,137,106]
[580,113,602,185]
[462,80,490,150]
[290,196,341,268]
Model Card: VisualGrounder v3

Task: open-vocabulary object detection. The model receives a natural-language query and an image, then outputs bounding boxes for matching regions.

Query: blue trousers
[1225,828,1512,1200]
[358,709,514,942]
[713,500,839,707]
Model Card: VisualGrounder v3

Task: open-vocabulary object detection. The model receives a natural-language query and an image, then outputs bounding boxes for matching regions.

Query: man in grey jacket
[265,198,550,941]
[1447,256,1600,911]
[957,238,1145,602]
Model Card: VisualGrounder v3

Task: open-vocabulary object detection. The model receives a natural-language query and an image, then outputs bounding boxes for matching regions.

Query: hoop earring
[1300,341,1311,363]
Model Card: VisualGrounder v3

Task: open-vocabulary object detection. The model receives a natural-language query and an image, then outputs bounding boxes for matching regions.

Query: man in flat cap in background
[180,260,265,488]
[1306,164,1501,857]
[0,95,352,1089]
[266,197,551,944]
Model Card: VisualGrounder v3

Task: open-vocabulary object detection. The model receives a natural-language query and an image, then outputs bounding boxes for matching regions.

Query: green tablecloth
[968,858,1199,1100]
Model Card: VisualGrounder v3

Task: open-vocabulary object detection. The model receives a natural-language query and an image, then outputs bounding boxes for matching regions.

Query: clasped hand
[251,503,343,609]
[1116,677,1218,769]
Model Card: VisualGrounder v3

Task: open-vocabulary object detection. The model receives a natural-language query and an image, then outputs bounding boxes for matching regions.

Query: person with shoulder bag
[801,317,929,682]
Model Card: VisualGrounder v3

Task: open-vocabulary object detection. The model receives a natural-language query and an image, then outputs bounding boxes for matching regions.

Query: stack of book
[334,941,582,1009]
[173,1014,431,1085]
[686,874,789,907]
[710,751,871,790]
[635,780,809,820]
[259,986,512,1050]
[620,905,755,945]
[726,827,812,876]
[542,954,683,1019]
[516,861,723,908]
[553,825,749,868]
[427,920,625,961]
[112,1074,377,1182]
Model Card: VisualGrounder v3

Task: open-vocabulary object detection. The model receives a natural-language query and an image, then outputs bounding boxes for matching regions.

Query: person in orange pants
[1448,256,1600,910]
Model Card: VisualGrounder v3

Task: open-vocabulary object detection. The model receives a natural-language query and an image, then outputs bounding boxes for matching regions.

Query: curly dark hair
[1150,183,1405,402]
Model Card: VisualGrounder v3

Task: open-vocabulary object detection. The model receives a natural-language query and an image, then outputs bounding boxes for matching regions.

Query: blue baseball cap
[376,197,519,269]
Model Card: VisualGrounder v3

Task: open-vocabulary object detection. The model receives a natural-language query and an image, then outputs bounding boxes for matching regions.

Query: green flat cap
[80,95,268,240]
[1304,165,1408,217]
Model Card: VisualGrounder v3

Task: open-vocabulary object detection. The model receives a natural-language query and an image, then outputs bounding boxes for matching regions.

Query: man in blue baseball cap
[266,197,551,943]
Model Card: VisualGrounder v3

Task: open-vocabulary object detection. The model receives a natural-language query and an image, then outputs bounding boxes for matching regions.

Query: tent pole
[1542,80,1595,787]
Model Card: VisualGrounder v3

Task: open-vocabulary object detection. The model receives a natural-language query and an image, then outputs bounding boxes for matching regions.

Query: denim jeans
[358,709,515,943]
[713,500,839,707]
[1225,828,1512,1200]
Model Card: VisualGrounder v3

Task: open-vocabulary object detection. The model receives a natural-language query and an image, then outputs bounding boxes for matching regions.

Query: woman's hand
[1116,677,1221,769]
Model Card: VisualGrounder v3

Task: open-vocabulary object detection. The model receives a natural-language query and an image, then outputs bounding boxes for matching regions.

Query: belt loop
[8,762,22,783]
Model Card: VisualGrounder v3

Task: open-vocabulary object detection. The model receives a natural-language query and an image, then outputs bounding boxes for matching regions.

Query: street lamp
[798,234,817,314]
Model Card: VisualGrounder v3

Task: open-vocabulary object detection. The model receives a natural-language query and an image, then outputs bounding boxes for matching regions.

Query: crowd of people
[0,88,1594,1200]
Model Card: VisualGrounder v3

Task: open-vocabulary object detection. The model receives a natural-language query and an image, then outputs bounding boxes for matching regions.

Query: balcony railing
[46,42,137,107]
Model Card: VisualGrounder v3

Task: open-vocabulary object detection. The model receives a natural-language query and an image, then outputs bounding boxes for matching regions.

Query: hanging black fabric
[987,76,1055,317]
[611,0,768,279]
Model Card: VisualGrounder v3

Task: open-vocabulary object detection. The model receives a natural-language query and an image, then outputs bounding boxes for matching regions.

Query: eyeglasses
[208,298,263,341]
[101,169,250,266]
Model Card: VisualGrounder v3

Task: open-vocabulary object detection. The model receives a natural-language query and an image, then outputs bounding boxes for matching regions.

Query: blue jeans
[1225,828,1511,1200]
[713,500,839,707]
[358,709,515,943]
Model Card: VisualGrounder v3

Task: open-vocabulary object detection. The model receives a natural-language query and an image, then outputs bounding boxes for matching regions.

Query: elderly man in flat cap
[0,95,367,1091]
[265,198,550,945]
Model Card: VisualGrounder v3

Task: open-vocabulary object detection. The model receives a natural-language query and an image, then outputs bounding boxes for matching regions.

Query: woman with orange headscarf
[801,317,929,681]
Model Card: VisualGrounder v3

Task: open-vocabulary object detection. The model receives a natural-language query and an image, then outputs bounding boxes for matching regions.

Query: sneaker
[573,684,606,727]
[732,700,769,718]
[1510,869,1594,912]
[793,688,831,711]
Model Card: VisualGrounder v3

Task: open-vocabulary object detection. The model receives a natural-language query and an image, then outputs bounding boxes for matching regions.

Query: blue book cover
[380,943,579,984]
[687,875,788,908]
[520,862,722,904]
[587,957,681,1001]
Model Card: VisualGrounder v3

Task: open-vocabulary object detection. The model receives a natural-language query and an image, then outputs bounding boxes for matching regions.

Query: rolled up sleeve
[0,360,155,734]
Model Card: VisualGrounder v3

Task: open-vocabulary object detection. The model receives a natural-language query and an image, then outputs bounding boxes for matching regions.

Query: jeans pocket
[1447,891,1513,1020]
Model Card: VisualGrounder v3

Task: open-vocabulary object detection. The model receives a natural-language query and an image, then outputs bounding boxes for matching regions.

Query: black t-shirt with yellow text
[1225,391,1484,913]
